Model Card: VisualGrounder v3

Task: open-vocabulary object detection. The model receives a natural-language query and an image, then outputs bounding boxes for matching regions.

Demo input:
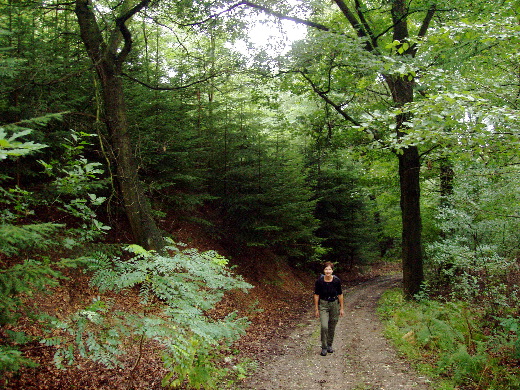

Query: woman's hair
[323,261,334,270]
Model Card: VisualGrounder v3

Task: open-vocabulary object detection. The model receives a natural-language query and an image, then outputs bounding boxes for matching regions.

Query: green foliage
[495,317,520,360]
[2,0,520,386]
[0,258,64,326]
[45,242,252,389]
[425,160,520,308]
[38,130,111,241]
[0,345,36,372]
[312,158,380,268]
[0,123,110,373]
[0,255,76,373]
[0,223,63,256]
[39,130,107,194]
[1,129,110,243]
[0,127,47,160]
[379,289,520,390]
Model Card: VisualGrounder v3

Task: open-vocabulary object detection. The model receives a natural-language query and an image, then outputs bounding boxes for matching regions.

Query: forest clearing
[2,0,520,389]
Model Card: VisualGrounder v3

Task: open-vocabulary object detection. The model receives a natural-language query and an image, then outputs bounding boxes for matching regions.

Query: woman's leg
[327,300,340,348]
[319,300,330,349]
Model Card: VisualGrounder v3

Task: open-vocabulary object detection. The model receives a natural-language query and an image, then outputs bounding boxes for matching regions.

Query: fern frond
[45,243,253,389]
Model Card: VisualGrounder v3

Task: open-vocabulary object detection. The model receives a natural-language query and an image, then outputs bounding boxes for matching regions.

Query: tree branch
[298,71,361,127]
[240,1,330,31]
[175,1,247,27]
[332,0,373,51]
[354,0,377,50]
[121,72,222,90]
[410,4,436,56]
[417,4,436,39]
[390,0,409,42]
[175,0,331,31]
[115,0,151,65]
[75,0,106,64]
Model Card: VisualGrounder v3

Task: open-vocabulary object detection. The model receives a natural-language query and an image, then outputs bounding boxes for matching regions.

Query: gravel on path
[238,275,432,390]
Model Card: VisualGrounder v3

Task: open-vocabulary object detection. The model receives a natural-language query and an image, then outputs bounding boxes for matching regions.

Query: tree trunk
[103,74,165,251]
[387,0,425,298]
[386,71,423,299]
[398,147,423,298]
[440,157,454,207]
[75,0,165,251]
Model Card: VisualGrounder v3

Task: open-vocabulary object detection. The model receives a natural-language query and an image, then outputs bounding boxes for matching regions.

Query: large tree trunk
[103,74,165,251]
[386,69,423,298]
[398,147,423,298]
[387,0,425,298]
[75,0,165,251]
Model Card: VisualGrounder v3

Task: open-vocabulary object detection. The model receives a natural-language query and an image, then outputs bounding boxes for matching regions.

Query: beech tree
[240,0,437,297]
[74,0,165,251]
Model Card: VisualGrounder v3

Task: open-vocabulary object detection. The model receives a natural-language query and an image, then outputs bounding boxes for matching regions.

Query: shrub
[43,242,252,389]
[378,289,520,390]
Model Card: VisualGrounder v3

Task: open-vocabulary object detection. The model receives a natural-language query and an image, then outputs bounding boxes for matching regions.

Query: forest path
[237,275,432,390]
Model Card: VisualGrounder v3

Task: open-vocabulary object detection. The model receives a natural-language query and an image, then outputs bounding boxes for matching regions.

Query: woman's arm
[314,294,320,317]
[338,294,345,317]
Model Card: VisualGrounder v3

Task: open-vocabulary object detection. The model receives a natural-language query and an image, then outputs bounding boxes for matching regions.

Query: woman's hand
[315,309,320,318]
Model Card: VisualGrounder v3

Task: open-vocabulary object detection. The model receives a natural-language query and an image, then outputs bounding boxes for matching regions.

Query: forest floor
[236,274,433,390]
[3,216,434,389]
[2,260,434,390]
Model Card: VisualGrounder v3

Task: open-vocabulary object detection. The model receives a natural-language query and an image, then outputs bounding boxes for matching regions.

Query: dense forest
[1,0,520,388]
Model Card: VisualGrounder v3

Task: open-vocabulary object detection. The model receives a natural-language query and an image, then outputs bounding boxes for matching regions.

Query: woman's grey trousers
[319,299,340,349]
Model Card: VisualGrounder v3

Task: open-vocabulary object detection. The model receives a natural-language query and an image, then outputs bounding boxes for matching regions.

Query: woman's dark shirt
[314,275,342,301]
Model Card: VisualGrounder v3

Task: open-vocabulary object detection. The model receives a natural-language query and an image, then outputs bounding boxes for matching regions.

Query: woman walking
[314,261,344,356]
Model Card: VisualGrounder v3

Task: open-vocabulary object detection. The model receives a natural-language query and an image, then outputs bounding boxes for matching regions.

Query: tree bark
[440,158,454,206]
[398,146,423,297]
[75,0,165,251]
[385,68,423,298]
[388,0,426,298]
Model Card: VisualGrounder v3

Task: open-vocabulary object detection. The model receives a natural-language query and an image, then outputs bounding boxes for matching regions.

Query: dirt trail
[238,275,432,390]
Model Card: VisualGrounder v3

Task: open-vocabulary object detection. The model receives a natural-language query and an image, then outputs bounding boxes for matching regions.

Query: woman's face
[324,265,333,276]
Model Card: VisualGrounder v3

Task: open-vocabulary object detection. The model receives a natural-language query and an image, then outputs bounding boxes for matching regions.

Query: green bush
[425,161,520,307]
[44,242,252,389]
[378,289,520,390]
[0,125,111,374]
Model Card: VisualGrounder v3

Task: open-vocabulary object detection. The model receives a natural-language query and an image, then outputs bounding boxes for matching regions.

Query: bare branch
[298,71,361,127]
[122,72,221,90]
[115,0,151,65]
[240,1,330,31]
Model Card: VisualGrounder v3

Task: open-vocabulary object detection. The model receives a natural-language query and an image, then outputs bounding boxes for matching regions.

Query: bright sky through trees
[232,14,307,56]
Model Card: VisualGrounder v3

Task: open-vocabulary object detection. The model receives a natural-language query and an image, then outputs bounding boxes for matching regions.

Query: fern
[379,289,520,389]
[0,118,111,374]
[46,242,252,389]
[0,345,37,372]
[0,257,73,373]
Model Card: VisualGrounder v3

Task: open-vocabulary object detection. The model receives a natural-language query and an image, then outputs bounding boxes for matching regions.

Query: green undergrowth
[378,289,520,390]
